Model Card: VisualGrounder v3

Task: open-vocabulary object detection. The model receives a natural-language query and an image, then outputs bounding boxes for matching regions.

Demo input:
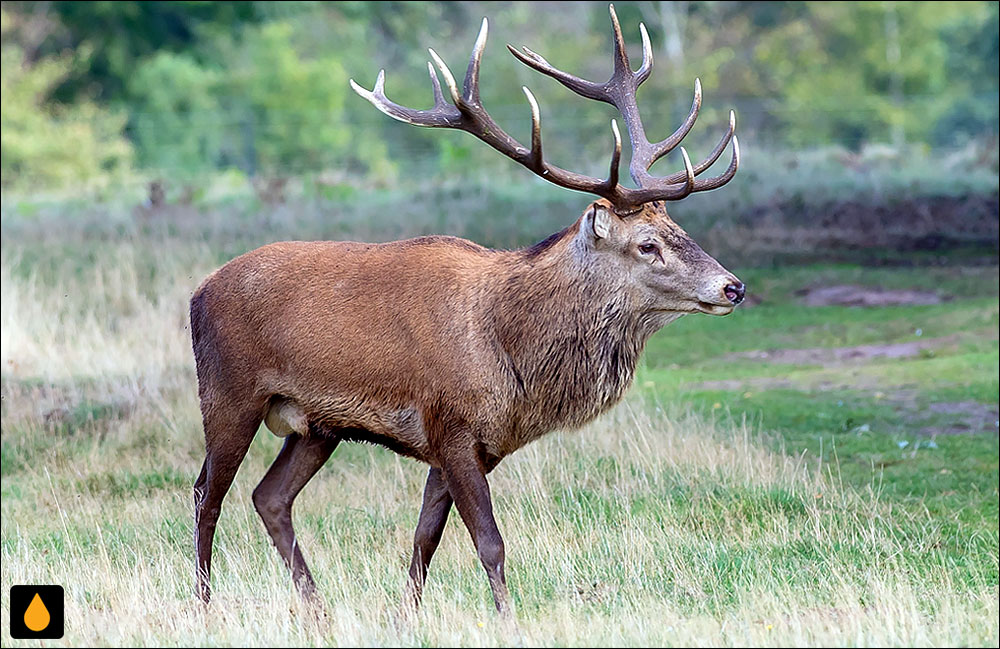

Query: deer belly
[264,398,309,437]
[263,394,432,461]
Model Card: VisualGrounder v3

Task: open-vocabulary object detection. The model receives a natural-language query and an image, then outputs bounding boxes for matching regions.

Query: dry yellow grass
[2,250,997,646]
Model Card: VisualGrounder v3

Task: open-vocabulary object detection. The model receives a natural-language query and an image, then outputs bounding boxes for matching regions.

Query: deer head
[574,199,745,318]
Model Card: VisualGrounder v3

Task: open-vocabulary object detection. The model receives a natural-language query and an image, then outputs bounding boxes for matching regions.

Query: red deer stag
[191,4,744,614]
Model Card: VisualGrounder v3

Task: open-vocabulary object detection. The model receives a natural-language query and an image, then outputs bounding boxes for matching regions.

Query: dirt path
[918,401,1000,436]
[727,335,959,366]
[797,285,946,307]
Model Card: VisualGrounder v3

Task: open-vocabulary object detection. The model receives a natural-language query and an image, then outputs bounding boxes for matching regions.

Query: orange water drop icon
[24,592,51,632]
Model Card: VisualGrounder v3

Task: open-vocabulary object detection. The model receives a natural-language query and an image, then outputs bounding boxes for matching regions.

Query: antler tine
[606,119,622,189]
[522,86,543,169]
[427,62,448,108]
[428,48,463,107]
[690,135,739,192]
[676,147,696,198]
[631,135,739,204]
[507,45,608,103]
[647,78,702,166]
[635,22,653,85]
[660,109,734,184]
[464,18,488,105]
[608,4,631,78]
[651,147,696,201]
[350,69,462,127]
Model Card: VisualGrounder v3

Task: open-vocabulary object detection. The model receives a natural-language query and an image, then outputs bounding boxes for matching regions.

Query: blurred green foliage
[128,22,360,178]
[0,1,996,190]
[0,11,132,188]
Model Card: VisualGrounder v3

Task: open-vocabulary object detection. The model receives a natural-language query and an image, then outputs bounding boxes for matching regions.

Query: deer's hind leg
[253,422,340,599]
[403,467,454,610]
[194,396,264,603]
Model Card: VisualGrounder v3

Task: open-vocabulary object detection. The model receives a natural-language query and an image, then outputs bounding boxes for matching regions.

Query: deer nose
[724,281,745,305]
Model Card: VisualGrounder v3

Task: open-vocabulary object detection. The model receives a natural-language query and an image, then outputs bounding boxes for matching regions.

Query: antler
[350,5,739,214]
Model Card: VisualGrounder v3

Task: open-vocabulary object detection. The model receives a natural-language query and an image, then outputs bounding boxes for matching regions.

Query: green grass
[1,195,997,645]
[634,264,999,581]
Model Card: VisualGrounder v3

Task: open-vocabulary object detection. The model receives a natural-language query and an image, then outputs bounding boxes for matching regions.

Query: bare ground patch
[688,377,797,392]
[797,285,948,307]
[727,335,960,366]
[918,401,1000,436]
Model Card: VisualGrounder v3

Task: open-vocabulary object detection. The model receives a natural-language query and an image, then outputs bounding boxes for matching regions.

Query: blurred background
[1,0,997,261]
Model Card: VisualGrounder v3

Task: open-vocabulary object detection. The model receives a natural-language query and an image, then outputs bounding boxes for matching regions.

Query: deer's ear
[591,205,611,239]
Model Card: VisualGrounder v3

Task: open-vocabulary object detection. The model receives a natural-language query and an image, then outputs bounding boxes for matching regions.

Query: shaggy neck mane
[488,223,661,438]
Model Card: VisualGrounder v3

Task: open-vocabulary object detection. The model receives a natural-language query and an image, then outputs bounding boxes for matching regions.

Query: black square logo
[9,585,64,639]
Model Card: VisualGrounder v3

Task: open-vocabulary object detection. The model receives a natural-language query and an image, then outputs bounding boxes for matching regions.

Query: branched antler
[350,4,739,214]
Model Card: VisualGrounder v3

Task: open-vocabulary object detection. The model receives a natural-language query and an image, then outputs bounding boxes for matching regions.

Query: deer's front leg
[440,444,512,616]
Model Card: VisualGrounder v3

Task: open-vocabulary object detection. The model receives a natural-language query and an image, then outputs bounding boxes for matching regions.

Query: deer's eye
[638,243,658,255]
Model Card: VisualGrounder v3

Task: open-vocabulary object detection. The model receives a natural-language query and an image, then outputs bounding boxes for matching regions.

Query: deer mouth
[696,301,735,316]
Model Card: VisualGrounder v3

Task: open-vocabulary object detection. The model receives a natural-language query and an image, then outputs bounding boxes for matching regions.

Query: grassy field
[1,187,998,646]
